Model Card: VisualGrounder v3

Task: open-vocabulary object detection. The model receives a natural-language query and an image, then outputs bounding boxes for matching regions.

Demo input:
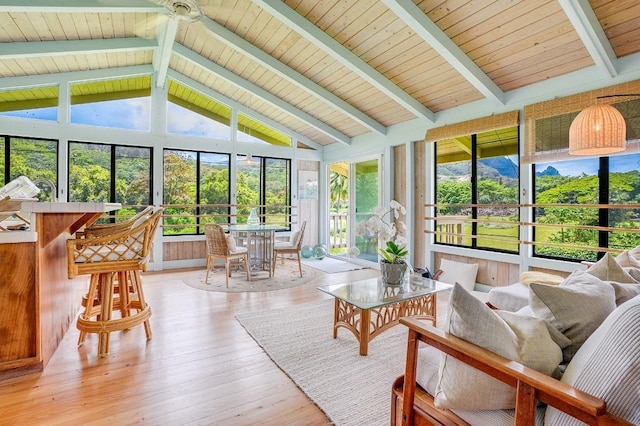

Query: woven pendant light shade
[569,104,626,155]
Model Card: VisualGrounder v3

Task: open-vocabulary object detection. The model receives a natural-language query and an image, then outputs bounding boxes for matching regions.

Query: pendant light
[568,95,638,155]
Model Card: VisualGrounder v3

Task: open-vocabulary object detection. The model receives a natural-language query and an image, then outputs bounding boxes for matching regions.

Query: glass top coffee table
[318,277,452,355]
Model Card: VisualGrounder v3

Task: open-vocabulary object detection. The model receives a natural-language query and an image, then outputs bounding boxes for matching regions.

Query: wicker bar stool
[66,208,162,357]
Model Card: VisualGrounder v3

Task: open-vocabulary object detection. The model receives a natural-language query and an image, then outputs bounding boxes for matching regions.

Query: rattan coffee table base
[332,293,437,356]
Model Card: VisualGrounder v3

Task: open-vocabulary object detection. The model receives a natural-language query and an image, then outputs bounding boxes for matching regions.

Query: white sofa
[392,256,640,425]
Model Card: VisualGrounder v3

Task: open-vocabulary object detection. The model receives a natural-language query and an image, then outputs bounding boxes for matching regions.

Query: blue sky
[537,154,640,176]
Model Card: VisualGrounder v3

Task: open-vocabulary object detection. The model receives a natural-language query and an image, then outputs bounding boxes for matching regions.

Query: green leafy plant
[379,240,408,264]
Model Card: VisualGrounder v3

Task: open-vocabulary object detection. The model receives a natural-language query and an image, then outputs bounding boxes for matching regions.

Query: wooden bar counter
[0,202,120,380]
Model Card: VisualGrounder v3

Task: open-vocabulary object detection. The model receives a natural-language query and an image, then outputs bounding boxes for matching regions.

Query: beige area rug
[236,292,450,426]
[183,259,319,292]
[301,256,368,273]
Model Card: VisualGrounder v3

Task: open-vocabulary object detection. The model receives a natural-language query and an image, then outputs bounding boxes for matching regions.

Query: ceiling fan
[153,0,203,22]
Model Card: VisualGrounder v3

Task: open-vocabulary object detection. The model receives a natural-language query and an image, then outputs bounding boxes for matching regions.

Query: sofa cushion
[529,271,616,363]
[433,284,563,410]
[586,252,638,283]
[615,250,640,269]
[437,259,479,292]
[544,295,640,426]
[520,271,564,286]
[225,234,237,252]
[487,282,529,312]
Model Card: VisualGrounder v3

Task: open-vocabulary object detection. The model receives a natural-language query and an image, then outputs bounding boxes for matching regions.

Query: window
[237,113,291,146]
[435,126,519,253]
[534,155,640,261]
[162,150,291,235]
[236,155,292,226]
[526,87,640,262]
[69,142,152,220]
[1,136,58,201]
[166,80,232,139]
[163,150,230,235]
[70,76,151,131]
[0,86,58,122]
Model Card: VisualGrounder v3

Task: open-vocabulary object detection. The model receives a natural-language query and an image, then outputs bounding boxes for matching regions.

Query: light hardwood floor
[0,263,381,425]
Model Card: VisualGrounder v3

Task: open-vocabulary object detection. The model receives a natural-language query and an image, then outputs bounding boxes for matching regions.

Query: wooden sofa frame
[391,317,632,426]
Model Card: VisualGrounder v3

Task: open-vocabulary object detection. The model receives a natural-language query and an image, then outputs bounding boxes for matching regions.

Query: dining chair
[204,224,251,287]
[272,221,306,278]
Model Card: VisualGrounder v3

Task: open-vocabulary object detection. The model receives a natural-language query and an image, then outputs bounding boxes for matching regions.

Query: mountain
[536,166,560,177]
[479,157,519,178]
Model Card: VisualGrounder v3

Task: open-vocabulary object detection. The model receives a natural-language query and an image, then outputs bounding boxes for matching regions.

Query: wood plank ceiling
[0,0,640,148]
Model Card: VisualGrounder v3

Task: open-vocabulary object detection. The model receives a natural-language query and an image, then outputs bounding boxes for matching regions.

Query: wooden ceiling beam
[558,0,618,78]
[253,0,435,123]
[198,16,387,136]
[0,38,155,59]
[168,70,324,151]
[381,0,504,106]
[153,18,179,89]
[169,48,352,146]
[0,0,162,13]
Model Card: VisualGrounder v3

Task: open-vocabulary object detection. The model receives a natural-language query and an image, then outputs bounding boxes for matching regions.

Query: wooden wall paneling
[433,252,519,287]
[393,144,407,211]
[413,140,426,268]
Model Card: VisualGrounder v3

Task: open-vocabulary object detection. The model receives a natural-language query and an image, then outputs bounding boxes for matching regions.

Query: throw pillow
[433,283,563,410]
[289,230,301,246]
[437,259,479,292]
[615,250,640,269]
[529,271,616,363]
[586,252,638,283]
[545,295,640,426]
[607,281,640,306]
[519,271,564,286]
[225,234,237,252]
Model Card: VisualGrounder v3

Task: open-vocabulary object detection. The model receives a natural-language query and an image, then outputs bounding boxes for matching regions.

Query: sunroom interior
[2,0,640,423]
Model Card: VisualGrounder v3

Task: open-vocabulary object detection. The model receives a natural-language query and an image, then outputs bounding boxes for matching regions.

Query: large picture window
[163,150,290,235]
[69,141,152,220]
[1,136,58,201]
[534,155,640,261]
[435,126,519,253]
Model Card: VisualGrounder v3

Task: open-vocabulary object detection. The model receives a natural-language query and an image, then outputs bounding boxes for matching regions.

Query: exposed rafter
[168,70,325,151]
[199,16,387,136]
[0,0,162,12]
[253,0,435,123]
[0,38,155,59]
[153,18,179,88]
[382,0,504,106]
[173,44,351,146]
[558,0,618,78]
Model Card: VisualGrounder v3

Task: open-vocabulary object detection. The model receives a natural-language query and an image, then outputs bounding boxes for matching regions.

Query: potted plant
[349,200,410,285]
[379,240,409,285]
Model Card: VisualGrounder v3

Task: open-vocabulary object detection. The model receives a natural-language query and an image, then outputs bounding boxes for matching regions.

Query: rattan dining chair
[272,221,306,278]
[204,224,251,287]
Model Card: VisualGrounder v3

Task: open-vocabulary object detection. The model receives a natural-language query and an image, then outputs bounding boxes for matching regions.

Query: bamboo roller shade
[424,110,519,143]
[523,79,640,162]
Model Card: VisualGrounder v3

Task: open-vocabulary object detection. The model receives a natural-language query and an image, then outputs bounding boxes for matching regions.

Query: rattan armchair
[204,224,251,287]
[66,207,163,357]
[272,221,306,278]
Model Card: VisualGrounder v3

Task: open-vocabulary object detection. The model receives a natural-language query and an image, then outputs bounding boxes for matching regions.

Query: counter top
[20,202,121,213]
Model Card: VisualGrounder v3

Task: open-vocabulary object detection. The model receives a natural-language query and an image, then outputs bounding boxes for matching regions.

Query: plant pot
[380,261,407,285]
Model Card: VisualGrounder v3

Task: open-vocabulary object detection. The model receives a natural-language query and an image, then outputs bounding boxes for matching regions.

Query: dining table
[224,223,287,278]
